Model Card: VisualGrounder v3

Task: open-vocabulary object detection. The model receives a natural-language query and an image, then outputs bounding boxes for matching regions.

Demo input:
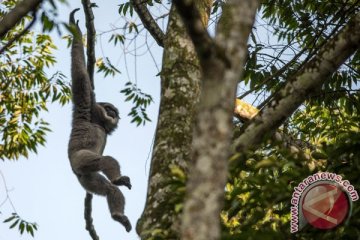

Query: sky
[0,1,163,239]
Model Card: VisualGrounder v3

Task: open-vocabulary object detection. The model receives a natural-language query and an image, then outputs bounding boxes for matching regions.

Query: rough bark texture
[0,0,42,39]
[232,11,360,160]
[172,1,260,240]
[136,3,210,238]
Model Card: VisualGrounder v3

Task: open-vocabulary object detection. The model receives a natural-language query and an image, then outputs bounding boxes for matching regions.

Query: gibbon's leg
[107,185,132,232]
[102,156,132,190]
[78,173,132,232]
[71,150,131,189]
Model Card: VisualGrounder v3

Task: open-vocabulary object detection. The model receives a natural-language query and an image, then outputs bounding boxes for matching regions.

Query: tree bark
[136,2,212,238]
[0,0,42,39]
[130,0,165,47]
[172,1,259,240]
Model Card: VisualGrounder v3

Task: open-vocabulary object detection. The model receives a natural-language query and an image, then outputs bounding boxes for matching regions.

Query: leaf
[26,224,34,237]
[3,216,16,223]
[19,222,25,234]
[9,219,20,229]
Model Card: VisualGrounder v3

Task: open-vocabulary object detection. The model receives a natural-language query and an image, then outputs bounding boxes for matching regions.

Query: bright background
[0,1,163,239]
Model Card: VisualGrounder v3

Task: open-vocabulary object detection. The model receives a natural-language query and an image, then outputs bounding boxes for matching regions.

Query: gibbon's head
[95,102,120,134]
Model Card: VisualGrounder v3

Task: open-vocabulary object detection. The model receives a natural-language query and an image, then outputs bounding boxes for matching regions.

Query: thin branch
[238,46,307,100]
[79,2,98,239]
[81,0,96,89]
[130,0,165,47]
[0,11,36,54]
[0,0,42,39]
[84,193,99,240]
[257,14,346,110]
[0,170,17,212]
[232,12,360,164]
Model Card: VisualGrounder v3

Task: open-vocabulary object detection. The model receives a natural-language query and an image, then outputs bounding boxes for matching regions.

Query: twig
[81,0,96,89]
[0,171,16,211]
[130,0,165,47]
[0,11,37,55]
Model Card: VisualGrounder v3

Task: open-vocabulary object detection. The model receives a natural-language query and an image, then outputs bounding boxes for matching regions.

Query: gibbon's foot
[112,176,132,190]
[112,213,132,232]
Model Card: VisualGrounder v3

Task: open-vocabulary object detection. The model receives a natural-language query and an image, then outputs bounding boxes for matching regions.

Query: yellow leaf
[255,158,275,169]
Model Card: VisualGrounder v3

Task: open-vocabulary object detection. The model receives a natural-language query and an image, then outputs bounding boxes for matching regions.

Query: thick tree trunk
[136,2,212,238]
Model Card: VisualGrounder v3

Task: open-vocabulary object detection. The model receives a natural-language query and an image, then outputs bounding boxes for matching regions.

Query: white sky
[0,1,163,239]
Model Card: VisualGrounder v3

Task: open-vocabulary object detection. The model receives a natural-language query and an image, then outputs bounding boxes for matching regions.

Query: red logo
[301,183,349,229]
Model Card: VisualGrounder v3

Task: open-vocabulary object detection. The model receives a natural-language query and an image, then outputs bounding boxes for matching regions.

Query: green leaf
[3,216,16,223]
[9,219,20,229]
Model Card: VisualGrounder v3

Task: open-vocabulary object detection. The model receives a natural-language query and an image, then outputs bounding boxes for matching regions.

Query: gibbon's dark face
[96,102,120,134]
[99,102,119,119]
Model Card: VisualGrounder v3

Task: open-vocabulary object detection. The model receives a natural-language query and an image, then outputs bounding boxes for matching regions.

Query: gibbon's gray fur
[67,8,132,232]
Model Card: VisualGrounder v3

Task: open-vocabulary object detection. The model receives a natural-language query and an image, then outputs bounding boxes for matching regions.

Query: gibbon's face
[96,102,120,134]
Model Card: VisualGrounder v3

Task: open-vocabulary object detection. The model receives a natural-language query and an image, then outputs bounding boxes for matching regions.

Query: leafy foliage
[0,3,71,160]
[239,0,359,104]
[224,0,360,239]
[3,213,38,237]
[96,57,121,78]
[121,82,153,126]
[108,33,125,46]
[118,2,134,17]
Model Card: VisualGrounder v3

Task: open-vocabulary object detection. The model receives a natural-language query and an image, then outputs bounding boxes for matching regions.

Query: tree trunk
[172,1,259,239]
[136,2,212,238]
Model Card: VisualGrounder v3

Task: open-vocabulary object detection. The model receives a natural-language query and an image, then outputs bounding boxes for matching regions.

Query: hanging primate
[67,8,132,232]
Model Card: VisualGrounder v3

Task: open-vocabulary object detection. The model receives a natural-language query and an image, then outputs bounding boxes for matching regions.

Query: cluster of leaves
[0,1,71,160]
[225,105,359,239]
[240,0,359,104]
[118,0,162,17]
[223,140,323,239]
[120,81,153,126]
[118,1,134,17]
[3,213,38,237]
[108,33,125,46]
[96,57,121,78]
[222,0,360,239]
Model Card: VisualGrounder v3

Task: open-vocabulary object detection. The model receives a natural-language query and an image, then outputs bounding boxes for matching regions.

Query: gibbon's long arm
[69,8,95,122]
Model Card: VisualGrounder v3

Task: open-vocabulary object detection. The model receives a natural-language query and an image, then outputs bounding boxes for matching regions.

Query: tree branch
[84,193,99,240]
[130,0,165,47]
[172,0,218,68]
[81,0,96,90]
[0,11,36,54]
[0,0,43,39]
[234,99,315,156]
[232,12,360,163]
[238,45,307,100]
[80,2,98,239]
